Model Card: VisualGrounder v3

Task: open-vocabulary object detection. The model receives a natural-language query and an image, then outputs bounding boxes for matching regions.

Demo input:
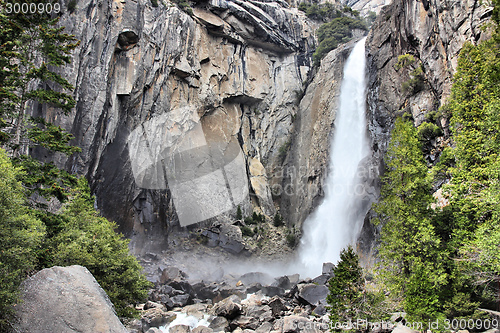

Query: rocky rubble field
[126,265,335,333]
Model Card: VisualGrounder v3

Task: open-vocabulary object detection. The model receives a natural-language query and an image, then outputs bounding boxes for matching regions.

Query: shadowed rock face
[35,0,320,254]
[14,266,128,333]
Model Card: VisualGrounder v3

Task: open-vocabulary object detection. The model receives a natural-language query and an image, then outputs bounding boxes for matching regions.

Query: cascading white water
[297,37,370,277]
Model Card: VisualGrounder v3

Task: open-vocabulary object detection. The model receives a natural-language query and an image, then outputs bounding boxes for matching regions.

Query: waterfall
[297,37,370,277]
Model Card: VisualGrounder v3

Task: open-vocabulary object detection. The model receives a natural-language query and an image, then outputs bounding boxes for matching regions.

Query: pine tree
[327,246,365,330]
[0,1,80,157]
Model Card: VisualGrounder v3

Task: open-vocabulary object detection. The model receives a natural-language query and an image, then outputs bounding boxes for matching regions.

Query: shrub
[244,216,256,225]
[241,225,254,237]
[395,54,416,70]
[418,122,442,141]
[151,0,159,7]
[252,212,265,223]
[236,205,243,220]
[286,231,297,248]
[298,2,341,21]
[273,212,284,227]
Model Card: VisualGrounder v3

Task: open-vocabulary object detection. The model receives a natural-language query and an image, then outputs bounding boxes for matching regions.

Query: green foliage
[374,118,447,324]
[313,17,367,65]
[13,155,78,202]
[273,212,284,227]
[395,54,426,94]
[28,117,81,155]
[395,54,416,70]
[443,17,500,294]
[417,122,442,142]
[252,211,264,223]
[0,148,45,331]
[298,2,341,21]
[244,216,255,225]
[365,11,377,27]
[151,0,159,7]
[46,178,151,317]
[236,205,243,220]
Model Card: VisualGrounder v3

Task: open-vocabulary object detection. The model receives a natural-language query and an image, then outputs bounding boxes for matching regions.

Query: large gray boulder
[14,265,128,333]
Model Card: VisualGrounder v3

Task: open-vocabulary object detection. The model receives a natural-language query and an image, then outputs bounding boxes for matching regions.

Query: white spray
[296,37,370,277]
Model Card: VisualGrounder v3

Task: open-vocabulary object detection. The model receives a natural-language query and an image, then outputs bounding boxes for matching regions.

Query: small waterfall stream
[297,37,370,277]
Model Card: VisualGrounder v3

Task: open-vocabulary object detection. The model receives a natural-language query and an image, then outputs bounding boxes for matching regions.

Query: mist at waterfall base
[292,37,371,278]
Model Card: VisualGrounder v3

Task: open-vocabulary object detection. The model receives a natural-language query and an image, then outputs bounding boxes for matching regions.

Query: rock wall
[37,0,324,254]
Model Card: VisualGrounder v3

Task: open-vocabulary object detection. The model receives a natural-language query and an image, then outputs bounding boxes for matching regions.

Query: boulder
[13,265,127,333]
[268,296,287,317]
[245,304,273,321]
[142,308,177,331]
[172,294,192,307]
[321,263,335,276]
[296,284,328,306]
[160,267,183,284]
[192,327,214,333]
[230,315,260,330]
[193,282,218,301]
[255,322,273,333]
[144,301,166,310]
[246,283,263,294]
[170,325,192,333]
[145,329,163,333]
[262,286,285,297]
[272,276,292,290]
[311,274,330,285]
[212,295,242,319]
[209,316,230,332]
[239,272,274,285]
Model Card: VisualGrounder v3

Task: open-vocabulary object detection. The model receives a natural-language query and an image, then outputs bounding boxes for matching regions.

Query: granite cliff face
[41,0,322,253]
